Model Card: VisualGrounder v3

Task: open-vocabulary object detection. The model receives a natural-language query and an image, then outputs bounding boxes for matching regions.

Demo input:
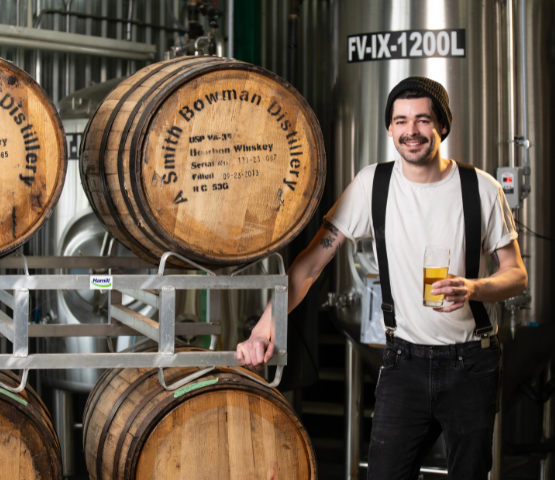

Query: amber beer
[423,246,450,307]
[423,266,449,307]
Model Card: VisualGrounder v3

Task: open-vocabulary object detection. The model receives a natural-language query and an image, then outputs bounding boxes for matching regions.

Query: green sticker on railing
[174,378,219,399]
[0,388,27,406]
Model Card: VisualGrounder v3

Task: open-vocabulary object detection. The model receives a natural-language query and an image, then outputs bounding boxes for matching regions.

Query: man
[236,76,527,479]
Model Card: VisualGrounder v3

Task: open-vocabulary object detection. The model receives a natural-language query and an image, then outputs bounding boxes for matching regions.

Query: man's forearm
[249,225,345,341]
[250,252,323,340]
[471,266,528,303]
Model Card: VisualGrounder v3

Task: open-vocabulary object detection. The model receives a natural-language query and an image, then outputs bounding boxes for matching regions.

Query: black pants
[367,336,500,480]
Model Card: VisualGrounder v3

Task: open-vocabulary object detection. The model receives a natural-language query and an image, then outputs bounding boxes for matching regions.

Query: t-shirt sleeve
[324,173,373,244]
[482,186,518,254]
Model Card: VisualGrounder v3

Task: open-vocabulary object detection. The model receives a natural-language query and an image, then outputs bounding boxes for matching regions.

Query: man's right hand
[235,335,275,371]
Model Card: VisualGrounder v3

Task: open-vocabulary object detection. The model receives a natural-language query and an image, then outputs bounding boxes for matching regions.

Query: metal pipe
[159,0,165,61]
[214,34,225,57]
[65,0,73,33]
[116,0,123,78]
[101,0,108,82]
[145,0,152,48]
[0,25,157,60]
[35,0,41,84]
[85,0,92,85]
[518,0,532,198]
[126,0,134,41]
[287,0,299,87]
[26,0,32,28]
[15,0,22,66]
[53,389,75,477]
[52,5,60,104]
[227,0,234,58]
[34,8,184,33]
[506,0,516,168]
[345,339,362,480]
[65,0,74,98]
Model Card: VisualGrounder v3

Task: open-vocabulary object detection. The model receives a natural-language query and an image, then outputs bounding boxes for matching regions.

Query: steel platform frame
[0,251,288,392]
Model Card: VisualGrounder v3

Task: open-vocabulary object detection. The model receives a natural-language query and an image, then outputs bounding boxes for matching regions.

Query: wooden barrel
[0,58,67,257]
[83,348,317,479]
[80,56,325,266]
[0,371,63,479]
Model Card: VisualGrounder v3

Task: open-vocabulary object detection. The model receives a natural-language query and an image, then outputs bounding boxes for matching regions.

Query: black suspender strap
[456,162,493,338]
[371,161,396,336]
[371,160,493,343]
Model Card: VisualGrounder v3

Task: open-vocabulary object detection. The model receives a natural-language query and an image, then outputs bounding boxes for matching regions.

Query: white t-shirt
[325,159,517,345]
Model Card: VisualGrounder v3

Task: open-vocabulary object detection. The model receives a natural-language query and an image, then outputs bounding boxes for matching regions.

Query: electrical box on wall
[497,167,523,209]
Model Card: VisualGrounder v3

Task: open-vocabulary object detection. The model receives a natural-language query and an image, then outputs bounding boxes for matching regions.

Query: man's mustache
[400,135,429,145]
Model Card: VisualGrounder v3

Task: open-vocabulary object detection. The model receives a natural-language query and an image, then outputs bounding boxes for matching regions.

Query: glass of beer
[423,246,450,307]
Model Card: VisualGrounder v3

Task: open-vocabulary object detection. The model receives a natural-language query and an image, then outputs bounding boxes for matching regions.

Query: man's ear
[387,123,393,138]
[441,124,447,136]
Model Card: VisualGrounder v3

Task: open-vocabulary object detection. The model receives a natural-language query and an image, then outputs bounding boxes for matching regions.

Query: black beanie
[384,76,452,141]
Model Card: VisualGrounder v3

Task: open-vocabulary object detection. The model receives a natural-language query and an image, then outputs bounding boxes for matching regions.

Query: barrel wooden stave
[0,371,62,479]
[0,59,67,257]
[81,56,325,267]
[83,349,317,480]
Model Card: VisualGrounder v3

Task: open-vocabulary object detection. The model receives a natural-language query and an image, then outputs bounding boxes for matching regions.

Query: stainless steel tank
[331,0,554,385]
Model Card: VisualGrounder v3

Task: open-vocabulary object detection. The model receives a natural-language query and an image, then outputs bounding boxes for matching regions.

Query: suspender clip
[381,303,394,314]
[385,328,396,343]
[476,327,493,349]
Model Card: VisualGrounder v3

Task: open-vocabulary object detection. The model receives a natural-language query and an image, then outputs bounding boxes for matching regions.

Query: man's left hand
[431,275,476,312]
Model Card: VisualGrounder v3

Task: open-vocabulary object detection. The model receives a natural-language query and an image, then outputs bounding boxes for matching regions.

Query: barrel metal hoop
[1,370,62,459]
[2,374,62,470]
[127,59,228,264]
[114,59,215,258]
[111,381,169,480]
[0,370,49,420]
[96,56,194,262]
[125,367,290,479]
[128,58,326,267]
[125,374,225,479]
[82,367,124,449]
[96,369,158,480]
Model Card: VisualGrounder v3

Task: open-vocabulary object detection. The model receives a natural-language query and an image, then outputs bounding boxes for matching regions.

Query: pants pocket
[461,347,500,377]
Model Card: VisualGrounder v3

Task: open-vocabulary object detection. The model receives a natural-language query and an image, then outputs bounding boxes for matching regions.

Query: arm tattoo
[323,220,339,237]
[491,250,500,268]
[320,236,336,249]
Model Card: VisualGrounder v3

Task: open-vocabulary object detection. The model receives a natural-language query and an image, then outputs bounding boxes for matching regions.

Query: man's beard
[396,134,436,166]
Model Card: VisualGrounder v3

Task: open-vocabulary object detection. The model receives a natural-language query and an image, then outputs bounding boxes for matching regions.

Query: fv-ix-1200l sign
[348,29,466,63]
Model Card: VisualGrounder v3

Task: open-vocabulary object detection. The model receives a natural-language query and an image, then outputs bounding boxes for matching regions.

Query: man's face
[387,97,447,166]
